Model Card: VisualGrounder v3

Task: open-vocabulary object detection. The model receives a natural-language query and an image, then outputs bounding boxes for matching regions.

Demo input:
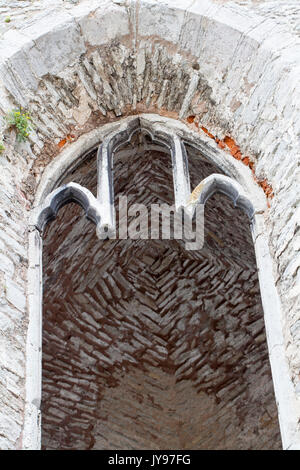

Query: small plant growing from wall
[0,141,5,153]
[5,109,33,142]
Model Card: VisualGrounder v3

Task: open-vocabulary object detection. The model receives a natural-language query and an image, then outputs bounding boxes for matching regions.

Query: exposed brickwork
[41,141,281,449]
[187,118,274,200]
[0,0,298,450]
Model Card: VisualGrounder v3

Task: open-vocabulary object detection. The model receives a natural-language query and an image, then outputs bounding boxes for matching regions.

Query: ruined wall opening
[40,135,281,450]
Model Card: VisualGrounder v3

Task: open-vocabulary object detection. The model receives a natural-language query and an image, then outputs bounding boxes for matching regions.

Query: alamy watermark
[99,196,204,251]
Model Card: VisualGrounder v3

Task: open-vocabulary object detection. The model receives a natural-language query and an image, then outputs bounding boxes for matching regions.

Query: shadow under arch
[24,115,297,450]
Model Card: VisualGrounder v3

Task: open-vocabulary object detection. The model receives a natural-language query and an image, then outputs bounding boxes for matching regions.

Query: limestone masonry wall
[0,0,299,449]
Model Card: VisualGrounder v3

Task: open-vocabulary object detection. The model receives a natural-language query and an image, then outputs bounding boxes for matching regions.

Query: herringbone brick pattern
[41,141,281,449]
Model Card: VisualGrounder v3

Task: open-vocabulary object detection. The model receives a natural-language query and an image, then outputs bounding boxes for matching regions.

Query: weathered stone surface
[0,0,298,450]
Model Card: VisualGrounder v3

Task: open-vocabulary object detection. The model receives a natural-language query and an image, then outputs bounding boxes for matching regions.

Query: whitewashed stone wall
[0,0,299,449]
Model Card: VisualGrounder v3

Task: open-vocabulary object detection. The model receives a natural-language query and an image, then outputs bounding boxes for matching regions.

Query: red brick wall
[41,142,280,449]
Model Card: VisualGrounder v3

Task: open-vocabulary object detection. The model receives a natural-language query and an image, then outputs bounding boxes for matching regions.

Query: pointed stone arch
[31,182,103,234]
[186,174,255,220]
[23,114,299,449]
